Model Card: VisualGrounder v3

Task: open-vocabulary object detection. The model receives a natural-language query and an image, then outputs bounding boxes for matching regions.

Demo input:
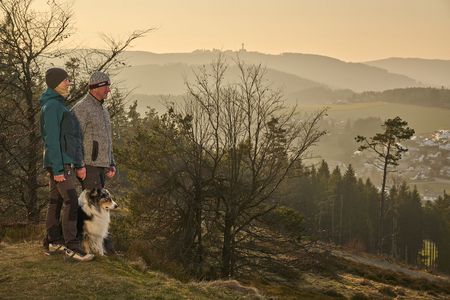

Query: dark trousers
[46,166,80,250]
[81,165,106,190]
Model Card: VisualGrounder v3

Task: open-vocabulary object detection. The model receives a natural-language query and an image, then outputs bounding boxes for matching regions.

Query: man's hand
[53,174,65,182]
[106,166,116,178]
[76,167,86,181]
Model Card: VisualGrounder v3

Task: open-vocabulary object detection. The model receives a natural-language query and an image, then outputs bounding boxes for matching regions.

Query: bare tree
[176,56,327,277]
[0,0,150,222]
[0,0,72,222]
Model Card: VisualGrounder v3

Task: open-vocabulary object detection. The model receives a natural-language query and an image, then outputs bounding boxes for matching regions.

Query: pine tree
[329,166,342,243]
[355,116,415,253]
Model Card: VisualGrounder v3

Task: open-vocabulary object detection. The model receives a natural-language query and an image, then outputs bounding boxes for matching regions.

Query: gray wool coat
[71,93,115,168]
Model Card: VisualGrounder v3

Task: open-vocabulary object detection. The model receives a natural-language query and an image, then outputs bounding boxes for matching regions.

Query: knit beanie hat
[89,71,111,89]
[45,68,68,89]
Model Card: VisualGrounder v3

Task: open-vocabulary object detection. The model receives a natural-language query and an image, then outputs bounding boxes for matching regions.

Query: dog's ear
[102,188,111,198]
[89,188,100,198]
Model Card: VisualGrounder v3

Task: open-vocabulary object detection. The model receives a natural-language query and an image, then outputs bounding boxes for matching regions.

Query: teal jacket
[40,88,83,175]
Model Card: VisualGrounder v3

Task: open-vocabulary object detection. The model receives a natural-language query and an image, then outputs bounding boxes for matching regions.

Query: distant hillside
[286,86,354,105]
[350,87,450,109]
[113,62,325,96]
[365,58,450,88]
[117,50,422,92]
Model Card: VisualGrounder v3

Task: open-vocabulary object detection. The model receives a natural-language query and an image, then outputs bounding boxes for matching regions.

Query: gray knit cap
[45,68,68,89]
[89,71,111,89]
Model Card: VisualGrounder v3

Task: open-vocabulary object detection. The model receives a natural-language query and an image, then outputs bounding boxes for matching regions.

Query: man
[40,67,94,262]
[72,71,116,254]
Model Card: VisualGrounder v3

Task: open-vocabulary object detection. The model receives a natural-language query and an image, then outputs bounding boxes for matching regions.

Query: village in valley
[353,129,450,202]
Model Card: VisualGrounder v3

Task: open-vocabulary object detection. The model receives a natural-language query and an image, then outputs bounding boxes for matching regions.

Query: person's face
[55,78,71,96]
[57,78,70,91]
[93,85,111,101]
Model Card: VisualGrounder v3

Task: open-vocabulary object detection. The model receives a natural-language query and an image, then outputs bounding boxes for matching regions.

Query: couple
[40,68,116,262]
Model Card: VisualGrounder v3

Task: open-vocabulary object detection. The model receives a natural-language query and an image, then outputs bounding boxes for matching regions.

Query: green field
[297,102,450,134]
[136,97,450,135]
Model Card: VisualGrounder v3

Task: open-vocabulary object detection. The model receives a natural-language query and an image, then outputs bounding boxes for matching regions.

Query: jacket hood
[40,88,65,107]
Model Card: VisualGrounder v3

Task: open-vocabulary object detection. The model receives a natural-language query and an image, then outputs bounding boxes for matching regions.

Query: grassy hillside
[0,242,263,299]
[1,239,450,299]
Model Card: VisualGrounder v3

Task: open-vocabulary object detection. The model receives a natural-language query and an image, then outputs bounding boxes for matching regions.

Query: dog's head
[88,188,119,210]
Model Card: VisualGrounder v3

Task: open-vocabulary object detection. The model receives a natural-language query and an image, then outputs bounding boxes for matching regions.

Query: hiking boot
[43,237,50,253]
[43,238,66,256]
[65,248,95,262]
[46,243,67,255]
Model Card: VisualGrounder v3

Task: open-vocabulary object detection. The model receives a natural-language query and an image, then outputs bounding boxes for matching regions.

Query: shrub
[351,292,370,300]
[262,206,304,240]
[0,223,44,242]
[127,239,188,281]
[379,286,396,297]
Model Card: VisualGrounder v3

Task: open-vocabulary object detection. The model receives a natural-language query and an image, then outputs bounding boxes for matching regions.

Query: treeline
[350,87,450,109]
[281,160,450,272]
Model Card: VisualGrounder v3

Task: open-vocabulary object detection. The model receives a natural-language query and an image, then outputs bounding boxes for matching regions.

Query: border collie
[78,188,118,256]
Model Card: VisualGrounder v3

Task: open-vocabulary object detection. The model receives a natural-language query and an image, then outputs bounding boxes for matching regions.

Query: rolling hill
[365,58,450,88]
[113,62,326,96]
[116,50,422,92]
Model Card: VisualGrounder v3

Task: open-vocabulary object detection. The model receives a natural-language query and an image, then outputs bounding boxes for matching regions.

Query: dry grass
[2,223,450,299]
[0,241,264,299]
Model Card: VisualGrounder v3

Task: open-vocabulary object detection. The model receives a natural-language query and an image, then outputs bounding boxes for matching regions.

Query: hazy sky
[34,0,450,62]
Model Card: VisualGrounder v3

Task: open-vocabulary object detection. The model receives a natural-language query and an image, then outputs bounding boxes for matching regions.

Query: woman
[40,67,93,262]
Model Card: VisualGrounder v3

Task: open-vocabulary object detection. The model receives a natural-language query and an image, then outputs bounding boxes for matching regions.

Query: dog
[78,188,118,256]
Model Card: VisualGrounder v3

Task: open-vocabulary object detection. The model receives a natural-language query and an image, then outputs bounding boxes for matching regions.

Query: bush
[127,239,188,281]
[0,223,44,242]
[379,286,396,297]
[351,292,369,300]
[262,206,304,240]
[324,289,345,298]
[108,211,136,252]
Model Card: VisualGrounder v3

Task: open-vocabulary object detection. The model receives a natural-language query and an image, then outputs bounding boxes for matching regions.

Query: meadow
[298,102,450,135]
[136,98,450,135]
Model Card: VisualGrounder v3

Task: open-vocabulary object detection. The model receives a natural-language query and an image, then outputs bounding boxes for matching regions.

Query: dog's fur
[78,188,118,255]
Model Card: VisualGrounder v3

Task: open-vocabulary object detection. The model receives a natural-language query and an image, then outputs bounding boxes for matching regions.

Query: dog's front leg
[93,237,105,256]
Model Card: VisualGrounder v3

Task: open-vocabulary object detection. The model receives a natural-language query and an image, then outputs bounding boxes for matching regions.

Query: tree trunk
[331,195,336,243]
[26,89,40,224]
[221,213,233,278]
[391,213,398,259]
[194,182,203,276]
[339,195,343,245]
[379,145,391,253]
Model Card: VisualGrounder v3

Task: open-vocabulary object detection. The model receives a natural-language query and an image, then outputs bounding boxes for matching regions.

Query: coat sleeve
[68,111,84,168]
[71,103,89,165]
[104,108,116,167]
[42,103,64,175]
